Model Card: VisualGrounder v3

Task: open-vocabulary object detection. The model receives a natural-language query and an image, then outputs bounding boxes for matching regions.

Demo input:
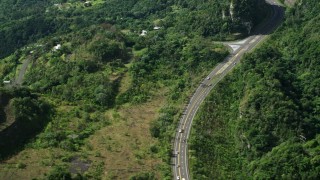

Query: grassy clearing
[0,99,166,179]
[118,74,131,96]
[0,148,66,180]
[85,90,167,179]
[0,79,168,180]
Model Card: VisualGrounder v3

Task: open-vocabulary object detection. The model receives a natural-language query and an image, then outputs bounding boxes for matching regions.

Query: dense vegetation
[0,0,268,58]
[0,0,270,179]
[190,0,320,179]
[0,88,52,159]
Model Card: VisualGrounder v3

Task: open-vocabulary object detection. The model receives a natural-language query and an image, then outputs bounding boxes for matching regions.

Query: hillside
[0,0,268,59]
[190,0,320,179]
[0,88,52,158]
[0,0,269,179]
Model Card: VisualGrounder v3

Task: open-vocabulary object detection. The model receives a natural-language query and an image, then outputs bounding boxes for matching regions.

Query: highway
[172,1,284,180]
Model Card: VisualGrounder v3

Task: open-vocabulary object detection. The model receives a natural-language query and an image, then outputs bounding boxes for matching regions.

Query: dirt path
[14,57,31,86]
[1,57,31,131]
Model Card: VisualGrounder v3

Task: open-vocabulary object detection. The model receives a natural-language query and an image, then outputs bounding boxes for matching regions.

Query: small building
[3,80,11,84]
[153,26,161,30]
[140,30,147,36]
[53,44,61,51]
[53,3,62,9]
[84,1,92,7]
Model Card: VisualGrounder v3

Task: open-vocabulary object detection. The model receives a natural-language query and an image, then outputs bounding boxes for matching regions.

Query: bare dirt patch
[70,156,91,174]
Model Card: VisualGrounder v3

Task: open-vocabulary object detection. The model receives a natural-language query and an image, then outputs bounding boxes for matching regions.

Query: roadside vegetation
[0,0,269,179]
[190,0,320,179]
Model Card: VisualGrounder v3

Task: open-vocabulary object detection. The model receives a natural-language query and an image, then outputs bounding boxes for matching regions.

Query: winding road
[14,57,31,86]
[172,1,284,180]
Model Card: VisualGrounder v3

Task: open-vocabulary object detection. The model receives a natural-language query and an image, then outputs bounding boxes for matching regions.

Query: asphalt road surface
[172,1,284,180]
[15,57,31,86]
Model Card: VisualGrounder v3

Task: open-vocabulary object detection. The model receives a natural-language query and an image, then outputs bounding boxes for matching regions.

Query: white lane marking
[228,44,241,51]
[216,61,232,74]
[176,4,281,177]
[249,35,260,44]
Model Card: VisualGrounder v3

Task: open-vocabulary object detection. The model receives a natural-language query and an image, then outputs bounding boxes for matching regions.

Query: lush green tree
[189,0,320,178]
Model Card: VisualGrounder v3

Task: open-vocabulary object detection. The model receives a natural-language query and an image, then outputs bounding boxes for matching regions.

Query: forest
[0,0,267,58]
[1,0,312,179]
[189,0,320,179]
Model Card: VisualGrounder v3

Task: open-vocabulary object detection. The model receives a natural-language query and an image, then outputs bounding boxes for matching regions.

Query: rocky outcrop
[285,0,297,6]
[230,0,235,21]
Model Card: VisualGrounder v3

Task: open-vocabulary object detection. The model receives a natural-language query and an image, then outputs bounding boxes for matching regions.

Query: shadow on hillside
[0,110,53,160]
[0,88,53,160]
[250,4,284,36]
[0,93,10,124]
[0,108,6,124]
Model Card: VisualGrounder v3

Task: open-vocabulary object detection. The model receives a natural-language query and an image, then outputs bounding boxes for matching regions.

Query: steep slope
[0,88,52,159]
[0,0,270,179]
[189,0,320,179]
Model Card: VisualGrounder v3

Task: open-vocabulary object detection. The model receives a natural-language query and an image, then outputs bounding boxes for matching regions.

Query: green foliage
[25,58,117,108]
[151,106,178,139]
[118,34,228,105]
[0,88,53,159]
[16,162,27,169]
[46,166,72,180]
[88,34,129,63]
[0,0,270,178]
[249,136,320,179]
[84,161,104,180]
[190,0,320,178]
[34,109,109,151]
[13,96,51,124]
[0,0,53,58]
[171,0,267,38]
[0,0,268,58]
[129,172,156,180]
